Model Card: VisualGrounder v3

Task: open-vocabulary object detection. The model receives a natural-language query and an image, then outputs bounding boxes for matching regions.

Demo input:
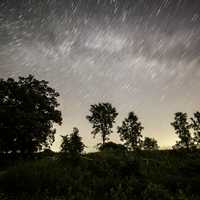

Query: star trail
[0,0,200,151]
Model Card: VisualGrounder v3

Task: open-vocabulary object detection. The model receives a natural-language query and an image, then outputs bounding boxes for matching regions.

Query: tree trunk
[102,133,106,145]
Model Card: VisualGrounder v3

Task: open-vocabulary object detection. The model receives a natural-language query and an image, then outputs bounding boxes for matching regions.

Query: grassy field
[0,150,200,200]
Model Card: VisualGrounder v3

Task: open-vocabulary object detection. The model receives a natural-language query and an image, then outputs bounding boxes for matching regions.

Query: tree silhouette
[143,137,159,150]
[0,75,62,155]
[86,103,118,145]
[60,127,85,157]
[98,141,127,152]
[117,112,143,150]
[171,112,192,151]
[191,112,200,148]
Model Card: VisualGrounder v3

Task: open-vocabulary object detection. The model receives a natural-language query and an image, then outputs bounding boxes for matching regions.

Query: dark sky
[0,0,200,151]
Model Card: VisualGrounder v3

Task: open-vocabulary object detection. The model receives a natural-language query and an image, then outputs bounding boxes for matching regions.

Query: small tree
[86,103,118,145]
[117,112,143,150]
[191,112,200,148]
[171,112,192,151]
[60,127,85,157]
[143,137,159,150]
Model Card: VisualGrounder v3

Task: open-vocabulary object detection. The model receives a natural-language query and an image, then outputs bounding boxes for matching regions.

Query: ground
[0,150,200,200]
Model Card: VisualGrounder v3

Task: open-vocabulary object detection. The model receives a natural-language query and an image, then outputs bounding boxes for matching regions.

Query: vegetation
[0,150,200,200]
[171,112,200,150]
[60,127,85,158]
[0,75,200,200]
[191,112,200,148]
[86,103,118,145]
[143,137,159,150]
[117,112,144,150]
[0,75,62,155]
[171,112,193,150]
[98,141,127,152]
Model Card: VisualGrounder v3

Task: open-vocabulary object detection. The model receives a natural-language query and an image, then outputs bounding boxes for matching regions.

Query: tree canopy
[86,103,118,145]
[171,112,193,150]
[191,112,200,148]
[1,74,199,156]
[98,141,127,152]
[117,112,143,150]
[143,137,159,150]
[0,75,62,154]
[60,127,85,156]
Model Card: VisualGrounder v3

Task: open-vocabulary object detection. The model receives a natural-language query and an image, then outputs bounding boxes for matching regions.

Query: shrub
[143,183,173,200]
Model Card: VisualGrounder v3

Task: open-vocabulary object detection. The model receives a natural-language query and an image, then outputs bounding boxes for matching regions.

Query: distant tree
[171,112,193,151]
[143,137,159,150]
[0,75,62,155]
[86,103,118,145]
[60,127,85,157]
[99,141,127,152]
[60,135,70,153]
[117,112,143,150]
[191,112,200,148]
[172,143,183,150]
[41,148,55,157]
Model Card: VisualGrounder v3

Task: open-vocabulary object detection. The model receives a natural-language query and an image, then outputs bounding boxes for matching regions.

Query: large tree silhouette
[0,75,62,155]
[171,112,192,151]
[86,103,118,145]
[117,112,143,150]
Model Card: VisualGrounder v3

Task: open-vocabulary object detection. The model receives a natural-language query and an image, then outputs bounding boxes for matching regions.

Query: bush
[143,183,173,200]
[99,142,127,152]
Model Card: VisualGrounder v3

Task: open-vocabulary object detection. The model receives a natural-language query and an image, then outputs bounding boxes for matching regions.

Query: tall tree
[143,137,159,150]
[117,112,143,150]
[86,103,118,145]
[60,127,85,156]
[0,75,62,155]
[191,112,200,148]
[171,112,192,151]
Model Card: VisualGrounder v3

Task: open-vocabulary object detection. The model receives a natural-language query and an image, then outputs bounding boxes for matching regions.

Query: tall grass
[0,150,199,200]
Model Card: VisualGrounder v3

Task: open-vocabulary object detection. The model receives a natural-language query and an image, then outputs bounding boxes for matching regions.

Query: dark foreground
[0,150,200,200]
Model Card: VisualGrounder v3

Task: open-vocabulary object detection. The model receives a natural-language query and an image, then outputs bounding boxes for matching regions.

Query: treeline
[0,75,200,157]
[0,75,200,200]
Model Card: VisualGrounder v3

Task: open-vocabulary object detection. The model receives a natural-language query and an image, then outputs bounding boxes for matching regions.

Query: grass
[0,150,200,200]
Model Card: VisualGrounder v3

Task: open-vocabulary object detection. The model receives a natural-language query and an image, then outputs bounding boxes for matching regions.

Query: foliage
[98,142,127,152]
[86,103,118,144]
[41,149,55,157]
[60,127,85,157]
[143,137,159,150]
[143,183,173,200]
[117,112,144,150]
[0,75,62,154]
[1,74,200,199]
[171,112,193,151]
[0,150,200,200]
[191,112,200,148]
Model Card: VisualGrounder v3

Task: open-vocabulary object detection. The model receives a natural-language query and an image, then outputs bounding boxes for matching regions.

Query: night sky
[0,0,200,151]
